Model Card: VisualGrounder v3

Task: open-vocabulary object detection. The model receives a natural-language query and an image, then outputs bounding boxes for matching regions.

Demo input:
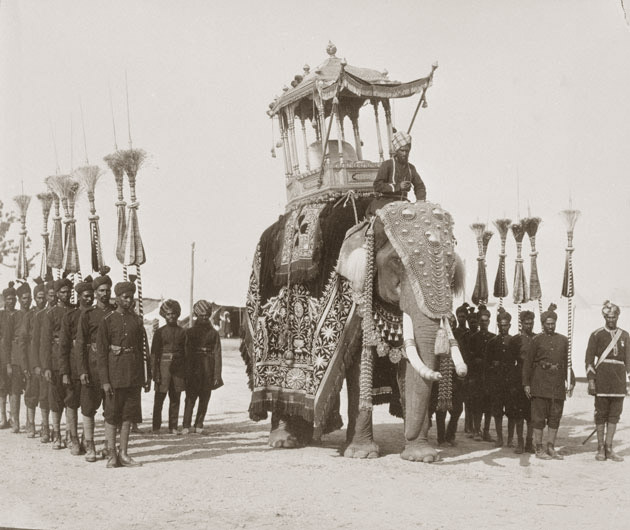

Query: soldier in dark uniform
[183,300,223,434]
[77,272,114,462]
[467,305,496,441]
[2,281,29,433]
[454,303,474,436]
[59,276,94,455]
[40,277,75,449]
[485,309,514,447]
[585,301,630,462]
[18,277,47,438]
[32,279,57,442]
[523,304,575,460]
[509,310,536,454]
[151,299,186,434]
[1,282,18,430]
[97,281,150,468]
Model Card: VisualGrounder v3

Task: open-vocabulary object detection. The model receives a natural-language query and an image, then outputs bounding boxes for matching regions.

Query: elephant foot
[401,442,439,463]
[343,440,380,459]
[268,415,312,449]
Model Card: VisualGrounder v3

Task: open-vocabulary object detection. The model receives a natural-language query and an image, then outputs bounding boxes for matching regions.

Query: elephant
[241,198,466,462]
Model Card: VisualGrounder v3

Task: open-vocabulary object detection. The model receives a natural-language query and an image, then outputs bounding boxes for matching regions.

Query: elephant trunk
[402,313,441,381]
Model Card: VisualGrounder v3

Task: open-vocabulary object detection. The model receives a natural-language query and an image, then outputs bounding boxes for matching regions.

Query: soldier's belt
[160,352,180,361]
[89,343,97,353]
[601,359,625,365]
[52,338,60,345]
[536,361,561,371]
[110,345,136,356]
[196,347,214,356]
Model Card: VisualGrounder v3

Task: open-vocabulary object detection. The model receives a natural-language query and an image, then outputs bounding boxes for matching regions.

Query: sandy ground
[1,338,629,530]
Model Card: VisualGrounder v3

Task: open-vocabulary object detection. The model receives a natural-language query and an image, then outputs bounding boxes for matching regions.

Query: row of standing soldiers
[0,277,222,468]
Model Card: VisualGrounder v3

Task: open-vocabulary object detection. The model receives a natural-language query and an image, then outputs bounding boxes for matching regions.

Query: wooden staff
[36,193,54,279]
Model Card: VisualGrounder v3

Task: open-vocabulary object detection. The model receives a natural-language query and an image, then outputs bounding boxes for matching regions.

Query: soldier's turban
[33,278,46,297]
[392,131,412,152]
[520,310,535,322]
[541,303,558,322]
[160,299,182,319]
[602,300,620,318]
[497,308,512,323]
[92,274,112,290]
[477,304,490,318]
[75,275,94,294]
[44,280,55,292]
[53,278,73,292]
[16,281,31,297]
[2,282,16,298]
[193,299,212,317]
[455,302,469,316]
[114,281,136,297]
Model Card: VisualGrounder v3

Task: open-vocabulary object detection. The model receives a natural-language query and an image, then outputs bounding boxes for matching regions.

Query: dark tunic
[467,329,496,404]
[40,305,75,373]
[31,307,48,370]
[76,305,115,386]
[0,308,19,371]
[17,308,39,372]
[585,327,630,397]
[373,159,426,201]
[184,322,223,392]
[509,331,535,420]
[522,332,572,401]
[485,333,515,399]
[96,310,145,389]
[59,307,89,379]
[151,324,186,394]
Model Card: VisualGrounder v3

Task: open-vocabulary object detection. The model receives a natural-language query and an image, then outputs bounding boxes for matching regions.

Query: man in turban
[467,305,496,442]
[0,282,17,429]
[3,281,30,433]
[151,299,186,434]
[523,304,575,460]
[485,309,515,448]
[97,280,148,467]
[585,301,630,462]
[18,278,47,438]
[373,131,426,201]
[76,271,114,462]
[183,300,223,434]
[509,310,536,454]
[454,303,473,436]
[40,277,75,449]
[59,276,94,456]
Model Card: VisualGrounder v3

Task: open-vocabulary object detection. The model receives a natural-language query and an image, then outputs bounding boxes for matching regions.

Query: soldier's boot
[524,421,534,453]
[118,421,141,467]
[546,428,563,460]
[0,396,9,429]
[85,440,97,463]
[40,409,50,443]
[51,411,63,449]
[493,416,504,447]
[9,394,20,433]
[105,422,120,468]
[66,408,83,456]
[130,422,141,434]
[514,419,524,454]
[605,423,624,462]
[595,424,606,461]
[506,418,515,447]
[26,407,37,438]
[533,428,551,460]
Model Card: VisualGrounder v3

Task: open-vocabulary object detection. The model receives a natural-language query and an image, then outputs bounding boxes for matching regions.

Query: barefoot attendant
[151,299,186,434]
[585,301,630,462]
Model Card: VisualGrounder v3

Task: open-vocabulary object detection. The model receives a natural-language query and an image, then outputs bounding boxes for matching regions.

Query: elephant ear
[336,221,369,293]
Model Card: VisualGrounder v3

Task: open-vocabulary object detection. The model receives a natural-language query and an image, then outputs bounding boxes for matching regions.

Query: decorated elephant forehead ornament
[377,201,457,318]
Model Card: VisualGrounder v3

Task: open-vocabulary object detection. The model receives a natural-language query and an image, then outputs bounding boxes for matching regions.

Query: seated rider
[368,130,427,216]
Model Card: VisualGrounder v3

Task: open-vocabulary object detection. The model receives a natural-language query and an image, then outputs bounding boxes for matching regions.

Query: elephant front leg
[343,351,379,459]
[268,413,301,448]
[400,362,438,462]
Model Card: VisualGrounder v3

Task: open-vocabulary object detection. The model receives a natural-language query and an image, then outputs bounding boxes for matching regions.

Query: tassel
[75,164,106,272]
[492,218,511,301]
[470,223,491,305]
[13,195,31,280]
[523,216,543,303]
[45,176,71,270]
[560,209,580,387]
[36,193,54,279]
[104,151,127,264]
[511,220,529,304]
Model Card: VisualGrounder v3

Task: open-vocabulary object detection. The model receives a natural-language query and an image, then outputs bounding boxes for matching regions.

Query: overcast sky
[1,0,630,310]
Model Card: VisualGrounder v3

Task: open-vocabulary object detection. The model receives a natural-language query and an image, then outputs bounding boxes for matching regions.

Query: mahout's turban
[193,299,212,317]
[160,299,182,319]
[392,131,412,152]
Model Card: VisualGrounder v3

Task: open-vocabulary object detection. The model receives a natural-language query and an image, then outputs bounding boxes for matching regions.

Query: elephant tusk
[444,317,468,377]
[402,313,442,381]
